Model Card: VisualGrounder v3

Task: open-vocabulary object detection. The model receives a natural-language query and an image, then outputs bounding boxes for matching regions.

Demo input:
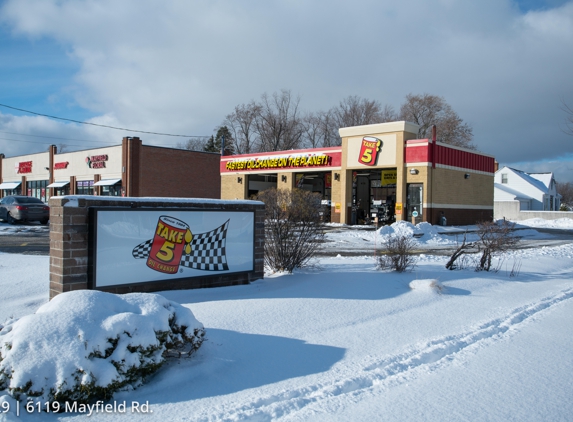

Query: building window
[27,180,49,202]
[501,173,508,184]
[101,183,121,196]
[76,180,94,195]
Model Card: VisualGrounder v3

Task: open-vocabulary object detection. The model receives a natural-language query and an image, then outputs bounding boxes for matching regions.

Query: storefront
[221,121,496,226]
[0,137,221,202]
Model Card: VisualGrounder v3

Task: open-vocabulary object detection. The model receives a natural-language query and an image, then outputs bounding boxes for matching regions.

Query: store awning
[93,178,122,186]
[47,181,70,188]
[0,182,21,190]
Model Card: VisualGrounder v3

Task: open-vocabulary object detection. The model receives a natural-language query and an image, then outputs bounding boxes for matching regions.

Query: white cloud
[504,154,573,184]
[1,0,572,180]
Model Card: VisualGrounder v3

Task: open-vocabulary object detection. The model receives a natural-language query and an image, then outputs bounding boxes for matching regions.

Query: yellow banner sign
[381,170,397,186]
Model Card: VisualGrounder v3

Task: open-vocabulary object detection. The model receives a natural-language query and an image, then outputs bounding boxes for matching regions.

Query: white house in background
[494,166,561,211]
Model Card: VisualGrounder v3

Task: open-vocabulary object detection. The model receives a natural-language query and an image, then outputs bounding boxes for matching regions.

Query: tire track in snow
[197,288,573,422]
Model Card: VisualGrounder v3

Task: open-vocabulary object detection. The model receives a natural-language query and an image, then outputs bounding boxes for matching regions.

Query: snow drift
[0,290,204,404]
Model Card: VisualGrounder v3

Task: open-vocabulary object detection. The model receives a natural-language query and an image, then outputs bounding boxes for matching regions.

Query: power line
[0,132,206,152]
[0,136,117,149]
[0,130,117,145]
[0,103,209,138]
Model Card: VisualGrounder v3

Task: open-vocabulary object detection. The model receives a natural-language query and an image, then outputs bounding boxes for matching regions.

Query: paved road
[0,226,50,255]
[1,224,572,257]
[315,226,573,257]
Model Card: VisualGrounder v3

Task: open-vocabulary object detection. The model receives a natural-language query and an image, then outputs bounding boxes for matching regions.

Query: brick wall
[49,196,265,300]
[138,146,221,198]
[431,168,493,206]
[221,174,247,199]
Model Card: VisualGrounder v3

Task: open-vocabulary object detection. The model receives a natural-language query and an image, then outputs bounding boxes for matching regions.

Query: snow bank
[409,279,444,294]
[378,220,420,238]
[0,290,204,404]
[516,217,573,230]
[377,221,453,245]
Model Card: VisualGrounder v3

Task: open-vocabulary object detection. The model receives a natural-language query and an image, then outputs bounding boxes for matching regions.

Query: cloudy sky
[1,0,572,182]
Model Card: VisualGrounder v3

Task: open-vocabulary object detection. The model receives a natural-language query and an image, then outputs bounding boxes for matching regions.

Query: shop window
[248,174,277,198]
[27,180,49,202]
[2,187,20,196]
[101,184,121,196]
[76,180,94,195]
[55,186,70,196]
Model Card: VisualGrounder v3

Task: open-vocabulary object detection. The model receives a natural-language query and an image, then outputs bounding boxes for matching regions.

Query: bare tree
[224,102,260,154]
[379,104,398,123]
[377,234,418,272]
[562,99,573,136]
[475,220,519,271]
[330,95,391,129]
[316,110,339,147]
[445,232,476,270]
[399,93,475,149]
[176,137,210,151]
[557,181,573,209]
[302,110,339,148]
[445,221,519,271]
[257,188,325,273]
[255,90,306,152]
[302,112,323,149]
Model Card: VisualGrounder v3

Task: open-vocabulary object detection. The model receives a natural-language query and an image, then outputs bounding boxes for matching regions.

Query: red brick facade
[121,137,221,198]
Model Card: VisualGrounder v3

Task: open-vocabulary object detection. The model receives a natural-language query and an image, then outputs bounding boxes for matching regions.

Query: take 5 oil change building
[221,121,496,226]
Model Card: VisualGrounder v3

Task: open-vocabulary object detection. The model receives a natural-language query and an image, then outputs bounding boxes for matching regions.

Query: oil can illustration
[358,136,382,166]
[132,216,229,274]
[146,216,193,274]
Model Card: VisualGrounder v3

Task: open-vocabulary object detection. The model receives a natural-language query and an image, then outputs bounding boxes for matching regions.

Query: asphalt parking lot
[1,223,573,257]
[0,223,50,255]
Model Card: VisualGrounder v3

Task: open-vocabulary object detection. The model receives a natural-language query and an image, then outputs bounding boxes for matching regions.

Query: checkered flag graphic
[132,220,229,272]
[180,220,229,271]
[132,239,153,259]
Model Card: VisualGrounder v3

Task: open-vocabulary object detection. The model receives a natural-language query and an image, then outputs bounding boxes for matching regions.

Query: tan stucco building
[221,121,496,226]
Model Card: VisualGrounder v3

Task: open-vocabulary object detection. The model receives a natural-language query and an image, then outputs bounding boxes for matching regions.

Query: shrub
[257,188,325,273]
[0,290,204,406]
[377,234,417,272]
[475,220,519,271]
[445,232,476,270]
[445,220,519,271]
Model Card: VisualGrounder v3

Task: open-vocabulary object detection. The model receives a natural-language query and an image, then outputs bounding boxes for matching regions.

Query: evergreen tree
[212,126,235,155]
[202,126,235,154]
[202,135,218,153]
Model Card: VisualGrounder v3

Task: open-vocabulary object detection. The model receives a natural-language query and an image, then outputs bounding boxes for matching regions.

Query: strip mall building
[221,121,496,226]
[0,137,221,201]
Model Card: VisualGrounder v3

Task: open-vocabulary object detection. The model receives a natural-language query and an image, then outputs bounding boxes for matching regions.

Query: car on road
[0,195,50,225]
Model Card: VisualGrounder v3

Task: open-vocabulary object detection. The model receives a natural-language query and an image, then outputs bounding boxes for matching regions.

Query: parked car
[0,195,50,225]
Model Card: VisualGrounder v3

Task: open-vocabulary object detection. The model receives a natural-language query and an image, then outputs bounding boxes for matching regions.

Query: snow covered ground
[1,219,573,421]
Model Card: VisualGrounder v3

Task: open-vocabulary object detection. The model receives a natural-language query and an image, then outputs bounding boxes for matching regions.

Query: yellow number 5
[361,149,373,163]
[157,241,175,262]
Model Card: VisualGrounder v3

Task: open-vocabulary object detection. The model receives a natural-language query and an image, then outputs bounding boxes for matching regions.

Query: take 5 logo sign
[358,136,382,166]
